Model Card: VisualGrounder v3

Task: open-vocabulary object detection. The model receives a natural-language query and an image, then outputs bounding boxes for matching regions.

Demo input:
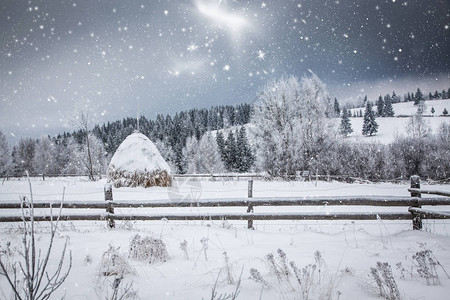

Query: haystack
[107,132,172,188]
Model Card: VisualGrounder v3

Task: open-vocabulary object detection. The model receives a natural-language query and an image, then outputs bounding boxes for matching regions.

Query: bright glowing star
[223,65,230,71]
[256,50,266,60]
[394,56,398,61]
[195,0,248,31]
[445,25,449,30]
[187,43,198,52]
[261,2,266,8]
[164,10,168,16]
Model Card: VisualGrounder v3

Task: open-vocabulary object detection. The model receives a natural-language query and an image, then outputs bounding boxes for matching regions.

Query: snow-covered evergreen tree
[333,98,340,117]
[236,126,254,172]
[362,102,378,136]
[216,131,226,163]
[383,95,395,117]
[414,88,423,105]
[339,109,353,137]
[0,131,11,176]
[224,131,237,172]
[391,91,399,103]
[376,95,384,117]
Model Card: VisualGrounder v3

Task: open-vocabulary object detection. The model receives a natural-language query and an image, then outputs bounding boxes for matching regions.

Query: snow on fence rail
[1,176,449,230]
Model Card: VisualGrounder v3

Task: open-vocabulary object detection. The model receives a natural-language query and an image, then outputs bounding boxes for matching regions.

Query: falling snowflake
[187,43,198,52]
[256,50,266,60]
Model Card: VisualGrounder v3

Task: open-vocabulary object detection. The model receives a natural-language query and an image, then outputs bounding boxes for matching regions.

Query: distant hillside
[350,99,450,117]
[345,99,450,144]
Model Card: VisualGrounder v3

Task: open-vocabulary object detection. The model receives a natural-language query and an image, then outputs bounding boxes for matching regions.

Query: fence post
[247,180,254,229]
[410,175,422,230]
[104,183,115,228]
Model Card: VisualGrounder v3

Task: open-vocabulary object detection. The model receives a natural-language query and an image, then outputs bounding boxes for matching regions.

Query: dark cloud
[1,0,449,140]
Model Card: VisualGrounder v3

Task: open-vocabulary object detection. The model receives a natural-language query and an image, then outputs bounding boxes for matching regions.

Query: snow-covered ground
[1,178,450,299]
[342,116,448,144]
[350,99,450,117]
[343,99,450,144]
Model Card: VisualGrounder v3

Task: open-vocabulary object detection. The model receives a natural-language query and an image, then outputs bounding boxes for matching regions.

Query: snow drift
[107,131,172,188]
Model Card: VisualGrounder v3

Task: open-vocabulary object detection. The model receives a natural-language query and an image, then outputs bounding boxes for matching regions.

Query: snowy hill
[350,99,450,117]
[341,117,448,144]
[345,99,450,144]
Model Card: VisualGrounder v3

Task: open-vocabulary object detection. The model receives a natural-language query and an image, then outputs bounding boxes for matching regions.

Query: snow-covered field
[1,177,450,299]
[343,116,448,144]
[345,99,450,144]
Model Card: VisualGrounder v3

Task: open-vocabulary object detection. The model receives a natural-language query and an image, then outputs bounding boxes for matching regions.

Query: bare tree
[0,173,72,299]
[406,114,431,138]
[72,111,95,180]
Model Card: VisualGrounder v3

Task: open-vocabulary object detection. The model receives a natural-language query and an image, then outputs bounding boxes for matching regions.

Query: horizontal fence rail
[1,196,450,209]
[3,212,418,223]
[1,176,449,230]
[408,188,450,198]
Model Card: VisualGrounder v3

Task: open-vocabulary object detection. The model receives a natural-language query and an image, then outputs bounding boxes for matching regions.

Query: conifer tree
[236,126,254,172]
[414,88,423,105]
[376,95,384,117]
[433,90,439,99]
[224,131,237,172]
[406,92,412,102]
[216,131,226,163]
[431,107,435,115]
[333,98,341,117]
[0,131,11,176]
[339,109,353,137]
[444,108,449,116]
[362,102,378,136]
[383,95,395,117]
[391,91,399,103]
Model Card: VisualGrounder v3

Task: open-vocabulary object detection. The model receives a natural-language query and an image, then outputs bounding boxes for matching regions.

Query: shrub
[369,262,400,300]
[128,234,168,264]
[98,245,135,277]
[249,249,341,299]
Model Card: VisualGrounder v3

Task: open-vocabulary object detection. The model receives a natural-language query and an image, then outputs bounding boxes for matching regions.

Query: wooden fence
[0,176,449,230]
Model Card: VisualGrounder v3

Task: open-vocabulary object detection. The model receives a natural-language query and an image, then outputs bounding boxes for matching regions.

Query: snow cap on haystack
[107,131,172,188]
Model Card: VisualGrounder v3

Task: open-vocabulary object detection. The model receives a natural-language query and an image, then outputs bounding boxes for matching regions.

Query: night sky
[1,0,449,140]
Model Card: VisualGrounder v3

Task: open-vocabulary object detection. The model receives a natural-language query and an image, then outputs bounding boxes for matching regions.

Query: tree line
[0,104,253,177]
[0,79,448,180]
